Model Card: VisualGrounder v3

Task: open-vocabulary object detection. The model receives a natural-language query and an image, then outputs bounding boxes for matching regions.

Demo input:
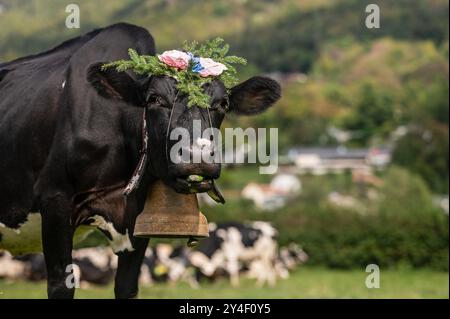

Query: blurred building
[270,174,302,194]
[241,174,301,211]
[287,146,391,175]
[433,195,449,215]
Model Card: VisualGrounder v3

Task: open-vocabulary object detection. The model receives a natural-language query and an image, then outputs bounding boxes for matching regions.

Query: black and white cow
[71,247,118,287]
[270,243,309,281]
[189,221,279,287]
[139,244,197,288]
[1,247,117,286]
[0,251,27,280]
[0,23,281,298]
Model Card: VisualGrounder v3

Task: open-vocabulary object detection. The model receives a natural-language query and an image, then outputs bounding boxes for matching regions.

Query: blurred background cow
[0,222,308,288]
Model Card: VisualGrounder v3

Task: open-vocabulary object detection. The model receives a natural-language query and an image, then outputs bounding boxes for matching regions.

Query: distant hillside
[0,0,448,72]
[0,0,330,62]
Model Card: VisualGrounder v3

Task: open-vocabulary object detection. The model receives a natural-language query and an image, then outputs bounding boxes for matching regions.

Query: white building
[288,146,391,175]
[242,183,286,211]
[270,174,302,194]
[241,174,301,211]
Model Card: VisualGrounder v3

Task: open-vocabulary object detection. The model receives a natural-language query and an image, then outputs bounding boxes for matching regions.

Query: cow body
[1,23,156,298]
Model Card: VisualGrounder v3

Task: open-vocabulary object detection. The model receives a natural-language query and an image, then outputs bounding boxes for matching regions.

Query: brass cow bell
[133,180,209,244]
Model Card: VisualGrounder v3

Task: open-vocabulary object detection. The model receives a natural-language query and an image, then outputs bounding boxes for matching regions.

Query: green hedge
[270,205,448,271]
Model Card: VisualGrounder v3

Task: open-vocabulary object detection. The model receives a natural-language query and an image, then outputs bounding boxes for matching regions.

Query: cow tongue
[207,180,225,204]
[186,175,204,183]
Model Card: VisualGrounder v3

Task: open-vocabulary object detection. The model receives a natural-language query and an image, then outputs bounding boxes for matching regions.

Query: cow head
[87,64,281,195]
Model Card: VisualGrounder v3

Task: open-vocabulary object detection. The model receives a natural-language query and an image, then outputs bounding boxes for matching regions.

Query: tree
[342,83,394,144]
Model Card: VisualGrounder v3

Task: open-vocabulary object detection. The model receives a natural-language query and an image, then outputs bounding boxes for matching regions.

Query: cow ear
[228,76,281,115]
[87,63,142,105]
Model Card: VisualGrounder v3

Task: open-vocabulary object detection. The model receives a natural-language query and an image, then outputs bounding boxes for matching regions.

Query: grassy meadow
[0,268,448,299]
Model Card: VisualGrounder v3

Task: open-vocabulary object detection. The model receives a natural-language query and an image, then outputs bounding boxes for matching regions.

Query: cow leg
[226,259,240,287]
[114,237,149,299]
[41,195,75,299]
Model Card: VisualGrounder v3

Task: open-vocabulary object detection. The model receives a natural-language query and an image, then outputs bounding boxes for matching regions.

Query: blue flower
[188,52,204,73]
[192,61,204,73]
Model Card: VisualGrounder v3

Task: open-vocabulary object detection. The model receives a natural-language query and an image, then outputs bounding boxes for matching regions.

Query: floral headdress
[102,38,246,108]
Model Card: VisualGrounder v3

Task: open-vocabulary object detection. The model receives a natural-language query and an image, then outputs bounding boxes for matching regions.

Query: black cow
[0,23,280,298]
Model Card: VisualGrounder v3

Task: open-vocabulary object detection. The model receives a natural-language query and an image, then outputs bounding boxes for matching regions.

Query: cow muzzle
[166,168,225,204]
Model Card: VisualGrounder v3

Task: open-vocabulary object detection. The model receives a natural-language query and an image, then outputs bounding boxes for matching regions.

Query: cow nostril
[210,151,215,156]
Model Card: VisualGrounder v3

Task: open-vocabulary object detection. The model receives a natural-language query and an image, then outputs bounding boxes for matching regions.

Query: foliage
[340,83,395,144]
[392,76,449,193]
[231,0,449,73]
[393,128,449,194]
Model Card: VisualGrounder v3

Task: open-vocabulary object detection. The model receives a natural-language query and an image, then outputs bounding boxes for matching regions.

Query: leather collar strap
[123,108,148,196]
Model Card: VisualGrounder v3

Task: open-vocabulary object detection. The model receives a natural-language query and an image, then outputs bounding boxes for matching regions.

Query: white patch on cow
[0,251,27,279]
[62,80,66,88]
[89,215,134,253]
[251,221,278,237]
[155,244,173,262]
[217,227,244,286]
[189,251,224,277]
[274,258,290,280]
[72,247,117,270]
[168,258,186,282]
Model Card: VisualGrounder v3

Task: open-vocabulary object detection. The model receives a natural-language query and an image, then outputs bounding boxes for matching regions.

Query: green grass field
[1,268,448,299]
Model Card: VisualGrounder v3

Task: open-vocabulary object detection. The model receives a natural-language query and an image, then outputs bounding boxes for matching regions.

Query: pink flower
[198,58,227,77]
[158,50,190,70]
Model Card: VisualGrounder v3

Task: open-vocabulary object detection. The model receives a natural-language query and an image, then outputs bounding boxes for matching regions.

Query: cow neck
[123,108,148,196]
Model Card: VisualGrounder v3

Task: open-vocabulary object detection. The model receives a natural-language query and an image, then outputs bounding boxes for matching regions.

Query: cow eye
[211,98,229,110]
[147,94,166,107]
[220,98,230,110]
